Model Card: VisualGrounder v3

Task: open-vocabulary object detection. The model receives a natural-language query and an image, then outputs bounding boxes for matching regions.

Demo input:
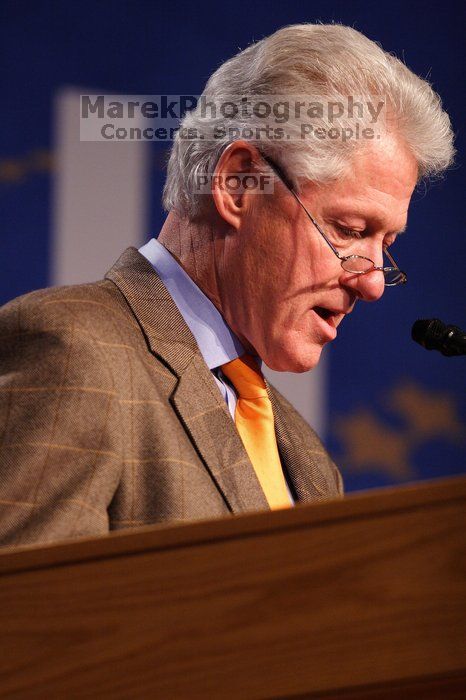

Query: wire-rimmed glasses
[262,155,407,286]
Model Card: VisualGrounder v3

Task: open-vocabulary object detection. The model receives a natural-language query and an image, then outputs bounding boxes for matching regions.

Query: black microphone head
[412,318,466,356]
[411,318,446,350]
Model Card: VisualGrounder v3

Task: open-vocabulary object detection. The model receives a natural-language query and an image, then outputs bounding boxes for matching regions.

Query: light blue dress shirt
[139,237,294,504]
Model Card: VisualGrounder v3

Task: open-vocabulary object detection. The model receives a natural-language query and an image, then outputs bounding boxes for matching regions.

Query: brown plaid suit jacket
[0,247,343,547]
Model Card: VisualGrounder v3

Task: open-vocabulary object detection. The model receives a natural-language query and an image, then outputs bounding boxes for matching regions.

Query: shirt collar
[139,238,244,369]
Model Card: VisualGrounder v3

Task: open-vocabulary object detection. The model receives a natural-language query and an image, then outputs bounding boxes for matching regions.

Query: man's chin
[262,343,324,373]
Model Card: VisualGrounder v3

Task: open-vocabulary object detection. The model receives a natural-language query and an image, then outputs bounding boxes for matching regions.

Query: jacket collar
[105,247,269,514]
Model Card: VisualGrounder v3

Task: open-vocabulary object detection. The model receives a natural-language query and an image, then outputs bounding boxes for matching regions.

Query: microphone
[411,318,466,357]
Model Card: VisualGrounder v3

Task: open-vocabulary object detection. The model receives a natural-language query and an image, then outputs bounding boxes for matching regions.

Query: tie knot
[221,354,268,400]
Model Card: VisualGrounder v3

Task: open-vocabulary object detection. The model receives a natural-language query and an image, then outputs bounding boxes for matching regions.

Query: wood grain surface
[0,476,465,699]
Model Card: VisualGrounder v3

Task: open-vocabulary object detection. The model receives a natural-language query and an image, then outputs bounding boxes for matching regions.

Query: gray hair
[163,23,455,218]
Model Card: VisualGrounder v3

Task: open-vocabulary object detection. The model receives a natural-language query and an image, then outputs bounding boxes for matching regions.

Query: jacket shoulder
[0,279,140,345]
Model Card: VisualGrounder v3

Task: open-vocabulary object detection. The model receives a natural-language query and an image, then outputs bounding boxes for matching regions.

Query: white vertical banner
[51,88,149,285]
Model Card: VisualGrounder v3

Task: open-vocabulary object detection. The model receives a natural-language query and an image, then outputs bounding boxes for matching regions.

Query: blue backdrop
[1,0,465,491]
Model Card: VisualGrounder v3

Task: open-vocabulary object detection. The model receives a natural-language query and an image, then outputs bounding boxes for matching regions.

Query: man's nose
[340,239,388,301]
[340,267,386,302]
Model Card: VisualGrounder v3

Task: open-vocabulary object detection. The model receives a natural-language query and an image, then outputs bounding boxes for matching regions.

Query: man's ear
[211,141,261,229]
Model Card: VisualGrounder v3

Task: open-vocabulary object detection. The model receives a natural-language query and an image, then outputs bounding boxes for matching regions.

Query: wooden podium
[0,476,465,698]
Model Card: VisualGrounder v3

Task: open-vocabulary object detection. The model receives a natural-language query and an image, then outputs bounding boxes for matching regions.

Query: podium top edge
[1,474,465,576]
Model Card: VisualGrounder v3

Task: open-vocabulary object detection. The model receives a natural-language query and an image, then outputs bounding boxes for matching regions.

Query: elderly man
[0,24,454,546]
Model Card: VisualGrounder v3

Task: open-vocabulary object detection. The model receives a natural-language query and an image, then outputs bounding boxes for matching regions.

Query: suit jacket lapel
[105,247,269,515]
[268,382,342,503]
[173,358,269,513]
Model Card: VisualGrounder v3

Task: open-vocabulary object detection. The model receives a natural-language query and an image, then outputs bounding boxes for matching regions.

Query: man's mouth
[314,306,333,321]
[312,305,348,332]
[314,306,342,327]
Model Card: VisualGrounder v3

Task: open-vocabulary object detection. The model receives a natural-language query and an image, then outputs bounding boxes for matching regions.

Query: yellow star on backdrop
[387,382,464,442]
[334,409,414,479]
[0,149,53,184]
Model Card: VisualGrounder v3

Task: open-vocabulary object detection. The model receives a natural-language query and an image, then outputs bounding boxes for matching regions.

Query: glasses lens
[341,255,375,274]
[384,268,407,286]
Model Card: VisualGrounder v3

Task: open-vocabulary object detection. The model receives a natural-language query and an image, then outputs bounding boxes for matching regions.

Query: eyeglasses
[262,155,407,286]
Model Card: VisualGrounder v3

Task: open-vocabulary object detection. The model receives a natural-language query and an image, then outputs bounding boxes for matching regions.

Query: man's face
[219,136,419,372]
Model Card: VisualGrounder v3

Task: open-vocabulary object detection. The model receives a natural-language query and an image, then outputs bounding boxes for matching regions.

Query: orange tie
[221,354,291,510]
